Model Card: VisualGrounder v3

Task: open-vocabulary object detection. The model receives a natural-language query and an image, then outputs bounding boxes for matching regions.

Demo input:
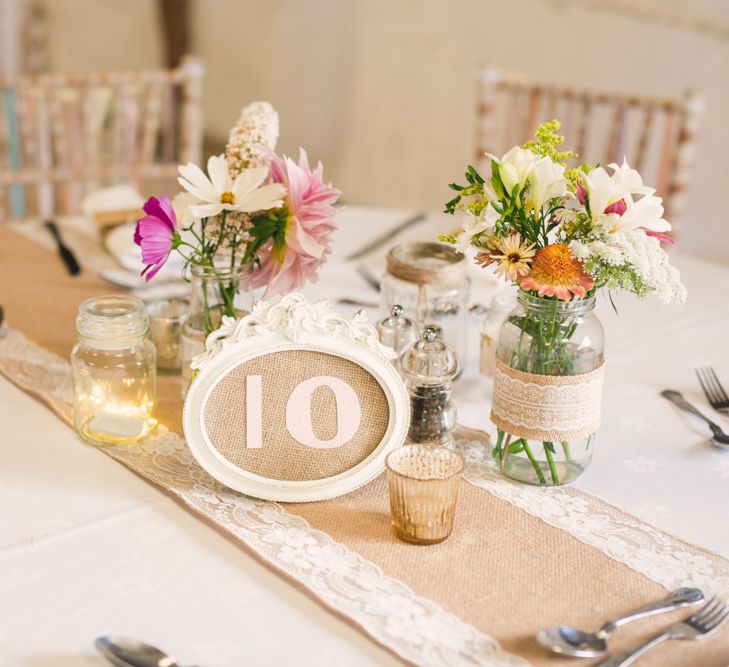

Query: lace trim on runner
[454,437,729,599]
[0,328,527,667]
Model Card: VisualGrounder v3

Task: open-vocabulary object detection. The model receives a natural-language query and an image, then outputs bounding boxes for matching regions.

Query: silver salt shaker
[376,305,418,364]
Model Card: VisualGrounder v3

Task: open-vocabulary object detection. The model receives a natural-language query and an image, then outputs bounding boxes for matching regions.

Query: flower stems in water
[522,441,546,485]
[543,441,559,484]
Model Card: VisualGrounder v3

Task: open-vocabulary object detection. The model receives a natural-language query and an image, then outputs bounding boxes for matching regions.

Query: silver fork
[596,596,729,666]
[696,367,729,416]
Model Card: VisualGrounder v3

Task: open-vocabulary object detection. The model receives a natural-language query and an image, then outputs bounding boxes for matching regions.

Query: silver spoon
[661,390,729,447]
[537,587,704,657]
[95,636,198,667]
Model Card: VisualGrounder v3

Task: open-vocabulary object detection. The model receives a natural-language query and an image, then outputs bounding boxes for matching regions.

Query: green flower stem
[201,276,213,334]
[522,441,546,485]
[561,440,573,461]
[493,429,505,460]
[543,441,559,484]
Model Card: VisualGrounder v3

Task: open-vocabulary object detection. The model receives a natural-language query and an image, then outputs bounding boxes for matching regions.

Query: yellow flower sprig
[522,119,576,165]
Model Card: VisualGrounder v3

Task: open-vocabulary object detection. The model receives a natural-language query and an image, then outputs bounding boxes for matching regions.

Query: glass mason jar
[180,263,253,392]
[382,243,470,364]
[71,295,158,447]
[491,290,605,485]
[479,288,517,383]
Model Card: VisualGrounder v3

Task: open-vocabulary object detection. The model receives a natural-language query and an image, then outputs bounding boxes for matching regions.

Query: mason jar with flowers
[133,102,341,390]
[442,121,686,485]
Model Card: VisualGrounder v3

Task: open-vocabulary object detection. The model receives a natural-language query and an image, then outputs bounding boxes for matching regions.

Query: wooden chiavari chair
[0,55,204,221]
[473,67,703,234]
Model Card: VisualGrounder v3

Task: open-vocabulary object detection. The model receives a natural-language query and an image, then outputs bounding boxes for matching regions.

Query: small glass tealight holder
[71,295,158,448]
[147,297,188,374]
[376,304,417,367]
[386,444,464,545]
[401,327,459,446]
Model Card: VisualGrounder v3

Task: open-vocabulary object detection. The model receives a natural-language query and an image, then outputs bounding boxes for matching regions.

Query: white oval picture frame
[183,294,410,502]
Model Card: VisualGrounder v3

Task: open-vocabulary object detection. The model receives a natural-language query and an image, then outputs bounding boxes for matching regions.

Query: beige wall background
[38,0,729,264]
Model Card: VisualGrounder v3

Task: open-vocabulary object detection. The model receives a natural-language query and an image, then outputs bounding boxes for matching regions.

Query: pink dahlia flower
[251,149,340,296]
[134,196,177,280]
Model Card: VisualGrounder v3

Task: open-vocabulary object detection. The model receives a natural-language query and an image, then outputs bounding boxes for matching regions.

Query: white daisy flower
[177,154,285,219]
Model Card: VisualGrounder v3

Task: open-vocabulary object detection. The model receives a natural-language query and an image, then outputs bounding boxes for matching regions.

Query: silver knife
[346,212,427,261]
[45,220,81,276]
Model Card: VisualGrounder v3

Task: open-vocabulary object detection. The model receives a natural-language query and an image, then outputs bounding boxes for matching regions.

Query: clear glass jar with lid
[381,243,470,362]
[401,327,459,446]
[71,295,158,447]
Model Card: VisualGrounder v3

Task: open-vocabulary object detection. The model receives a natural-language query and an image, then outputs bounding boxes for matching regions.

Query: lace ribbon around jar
[491,357,605,442]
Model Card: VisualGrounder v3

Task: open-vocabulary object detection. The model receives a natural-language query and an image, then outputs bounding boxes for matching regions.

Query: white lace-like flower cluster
[571,229,686,303]
[225,101,280,177]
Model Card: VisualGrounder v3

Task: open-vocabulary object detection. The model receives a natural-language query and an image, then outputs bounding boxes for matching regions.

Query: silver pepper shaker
[377,305,418,363]
[400,326,459,446]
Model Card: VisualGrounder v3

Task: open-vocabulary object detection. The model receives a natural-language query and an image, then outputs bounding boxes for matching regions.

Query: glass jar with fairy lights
[71,295,158,448]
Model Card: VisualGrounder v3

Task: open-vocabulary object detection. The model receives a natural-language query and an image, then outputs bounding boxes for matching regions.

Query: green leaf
[444,195,461,214]
[491,175,505,199]
[467,164,485,184]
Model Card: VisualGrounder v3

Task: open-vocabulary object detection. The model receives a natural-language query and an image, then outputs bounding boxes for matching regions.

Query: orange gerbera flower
[518,243,595,301]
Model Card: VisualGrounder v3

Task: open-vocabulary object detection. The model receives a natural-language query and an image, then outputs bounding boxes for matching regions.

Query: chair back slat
[524,87,541,143]
[634,106,654,172]
[473,68,703,234]
[655,108,677,199]
[0,56,204,222]
[574,97,591,158]
[667,92,703,228]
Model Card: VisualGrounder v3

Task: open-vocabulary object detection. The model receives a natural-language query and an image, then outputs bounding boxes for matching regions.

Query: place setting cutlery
[696,366,729,416]
[661,366,729,448]
[95,635,200,667]
[345,211,428,261]
[537,587,704,658]
[45,220,81,276]
[596,596,729,666]
[538,588,729,665]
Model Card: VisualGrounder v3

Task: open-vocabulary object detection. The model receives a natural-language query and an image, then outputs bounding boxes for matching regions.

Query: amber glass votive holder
[385,445,464,545]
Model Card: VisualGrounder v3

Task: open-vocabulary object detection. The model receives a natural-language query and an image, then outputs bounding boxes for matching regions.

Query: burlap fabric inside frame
[203,350,390,481]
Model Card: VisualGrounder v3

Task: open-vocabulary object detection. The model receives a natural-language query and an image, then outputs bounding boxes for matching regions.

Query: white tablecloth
[2,207,728,666]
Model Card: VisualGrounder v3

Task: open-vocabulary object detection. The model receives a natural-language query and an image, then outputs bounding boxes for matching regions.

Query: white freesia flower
[583,158,656,223]
[526,156,570,212]
[177,154,286,219]
[583,166,622,220]
[607,158,655,198]
[599,195,671,235]
[454,203,499,252]
[488,146,537,194]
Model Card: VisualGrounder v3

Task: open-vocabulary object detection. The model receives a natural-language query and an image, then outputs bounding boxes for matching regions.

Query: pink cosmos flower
[134,196,177,280]
[251,149,340,296]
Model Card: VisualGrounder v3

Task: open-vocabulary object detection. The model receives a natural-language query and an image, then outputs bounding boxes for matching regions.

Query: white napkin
[105,223,186,282]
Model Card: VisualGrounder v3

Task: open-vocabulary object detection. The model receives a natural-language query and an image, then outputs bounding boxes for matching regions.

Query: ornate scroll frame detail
[184,293,410,503]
